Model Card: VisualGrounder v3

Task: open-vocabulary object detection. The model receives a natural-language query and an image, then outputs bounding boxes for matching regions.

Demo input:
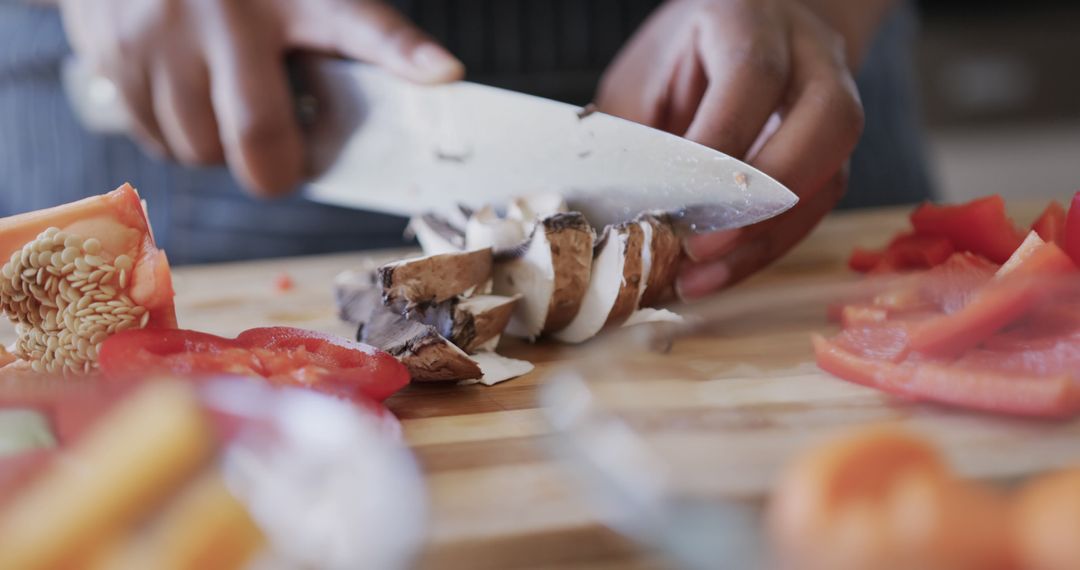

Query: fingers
[205,5,303,196]
[288,0,463,84]
[749,6,864,195]
[108,64,170,159]
[677,171,848,299]
[151,61,224,165]
[683,2,790,157]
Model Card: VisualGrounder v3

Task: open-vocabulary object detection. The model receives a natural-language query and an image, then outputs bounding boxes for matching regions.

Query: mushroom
[493,212,594,340]
[637,213,681,307]
[336,270,517,354]
[553,222,645,344]
[464,206,527,252]
[470,352,535,386]
[403,294,519,353]
[377,248,493,306]
[406,213,466,255]
[360,305,483,382]
[506,193,568,233]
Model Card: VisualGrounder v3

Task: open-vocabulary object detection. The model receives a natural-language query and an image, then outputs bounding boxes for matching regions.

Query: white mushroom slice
[406,213,466,255]
[494,213,594,340]
[464,206,527,252]
[452,295,519,353]
[360,304,482,382]
[553,222,645,344]
[334,269,381,324]
[621,308,685,327]
[506,193,569,232]
[637,213,681,307]
[377,248,493,306]
[471,352,535,386]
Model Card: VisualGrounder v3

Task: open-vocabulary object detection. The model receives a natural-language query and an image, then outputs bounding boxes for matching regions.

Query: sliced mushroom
[377,248,493,306]
[637,213,681,307]
[506,193,568,233]
[493,212,594,340]
[463,205,527,252]
[361,306,482,382]
[471,352,535,386]
[402,294,518,353]
[336,269,517,355]
[406,213,466,255]
[553,222,645,344]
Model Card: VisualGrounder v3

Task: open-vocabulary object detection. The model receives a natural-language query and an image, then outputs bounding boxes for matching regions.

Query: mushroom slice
[360,301,482,382]
[554,222,645,344]
[377,248,493,306]
[402,294,519,353]
[493,213,593,340]
[464,206,527,252]
[334,269,381,325]
[471,352,534,386]
[637,213,681,307]
[406,213,466,255]
[506,193,568,232]
[451,295,519,353]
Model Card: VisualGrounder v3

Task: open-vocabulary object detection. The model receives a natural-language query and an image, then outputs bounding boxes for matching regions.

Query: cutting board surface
[2,202,1076,568]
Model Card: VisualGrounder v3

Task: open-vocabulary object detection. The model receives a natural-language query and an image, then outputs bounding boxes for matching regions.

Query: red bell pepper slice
[910,196,1024,264]
[848,247,884,273]
[1064,191,1080,266]
[813,335,1080,418]
[908,240,1078,358]
[1032,201,1067,245]
[98,327,410,403]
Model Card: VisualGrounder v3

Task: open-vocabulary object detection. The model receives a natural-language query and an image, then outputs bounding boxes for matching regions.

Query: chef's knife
[63,55,797,233]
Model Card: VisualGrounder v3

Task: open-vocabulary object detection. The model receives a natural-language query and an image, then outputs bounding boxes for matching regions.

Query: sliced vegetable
[910,196,1024,264]
[1065,191,1080,266]
[1032,201,1067,245]
[769,428,1012,570]
[908,238,1077,357]
[0,183,176,374]
[98,327,410,403]
[813,335,1080,417]
[1013,468,1080,570]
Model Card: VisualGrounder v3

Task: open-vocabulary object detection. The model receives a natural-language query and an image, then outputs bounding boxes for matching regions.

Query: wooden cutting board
[3,201,1076,569]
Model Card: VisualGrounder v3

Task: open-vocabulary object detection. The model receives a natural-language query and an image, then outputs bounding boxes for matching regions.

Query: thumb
[289,1,464,84]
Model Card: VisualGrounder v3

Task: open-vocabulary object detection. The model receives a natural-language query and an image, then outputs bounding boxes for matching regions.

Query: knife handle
[61,56,318,136]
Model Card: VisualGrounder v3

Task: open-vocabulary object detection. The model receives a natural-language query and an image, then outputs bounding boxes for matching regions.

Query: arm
[799,0,898,67]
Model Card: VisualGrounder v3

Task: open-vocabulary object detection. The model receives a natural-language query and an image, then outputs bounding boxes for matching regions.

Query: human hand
[60,0,463,196]
[597,0,865,299]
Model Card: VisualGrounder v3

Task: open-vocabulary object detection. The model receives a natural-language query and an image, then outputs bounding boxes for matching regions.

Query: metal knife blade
[61,55,798,233]
[297,56,797,233]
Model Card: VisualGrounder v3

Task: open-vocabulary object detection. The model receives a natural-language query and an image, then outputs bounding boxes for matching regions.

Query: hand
[597,0,865,299]
[60,0,463,196]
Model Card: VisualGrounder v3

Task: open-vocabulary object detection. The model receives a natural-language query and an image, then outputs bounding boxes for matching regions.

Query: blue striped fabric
[0,1,931,264]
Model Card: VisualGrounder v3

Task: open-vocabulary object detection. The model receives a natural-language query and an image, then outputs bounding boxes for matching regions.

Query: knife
[63,55,797,233]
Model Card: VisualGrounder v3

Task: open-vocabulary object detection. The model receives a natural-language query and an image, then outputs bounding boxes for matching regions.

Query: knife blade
[62,55,798,233]
[297,56,797,233]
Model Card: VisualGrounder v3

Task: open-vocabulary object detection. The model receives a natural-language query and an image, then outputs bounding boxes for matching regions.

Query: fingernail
[675,261,730,302]
[411,43,464,82]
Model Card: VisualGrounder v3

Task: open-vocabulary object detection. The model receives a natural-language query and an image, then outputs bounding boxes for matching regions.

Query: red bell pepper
[908,239,1077,358]
[1064,191,1080,266]
[98,327,410,403]
[910,196,1024,264]
[813,335,1080,418]
[1032,201,1067,245]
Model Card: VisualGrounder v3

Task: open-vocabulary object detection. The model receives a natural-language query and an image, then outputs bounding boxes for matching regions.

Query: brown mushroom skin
[604,222,645,326]
[539,213,594,333]
[638,213,681,307]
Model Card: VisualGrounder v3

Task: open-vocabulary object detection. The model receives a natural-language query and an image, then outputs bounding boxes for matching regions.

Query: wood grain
[2,201,1074,569]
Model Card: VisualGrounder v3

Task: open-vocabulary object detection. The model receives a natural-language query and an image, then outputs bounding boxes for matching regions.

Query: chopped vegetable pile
[770,428,1080,570]
[826,192,1080,418]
